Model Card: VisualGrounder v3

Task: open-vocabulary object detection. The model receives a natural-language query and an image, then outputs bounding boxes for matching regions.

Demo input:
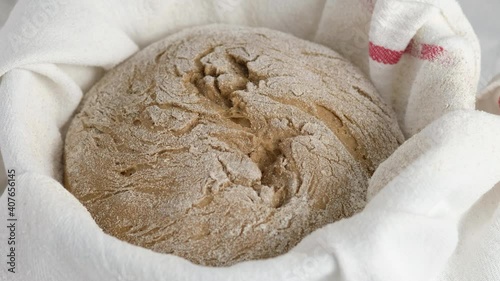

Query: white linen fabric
[0,0,499,280]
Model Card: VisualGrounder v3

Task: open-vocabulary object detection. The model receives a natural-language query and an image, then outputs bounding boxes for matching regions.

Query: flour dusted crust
[64,25,404,266]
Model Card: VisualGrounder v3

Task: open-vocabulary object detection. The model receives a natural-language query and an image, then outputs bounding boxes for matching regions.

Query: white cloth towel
[0,0,499,280]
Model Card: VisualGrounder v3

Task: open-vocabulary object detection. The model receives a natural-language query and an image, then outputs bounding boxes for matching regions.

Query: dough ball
[64,25,404,266]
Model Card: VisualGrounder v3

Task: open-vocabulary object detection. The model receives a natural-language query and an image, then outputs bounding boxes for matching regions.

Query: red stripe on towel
[420,43,445,60]
[369,42,404,64]
[369,40,445,65]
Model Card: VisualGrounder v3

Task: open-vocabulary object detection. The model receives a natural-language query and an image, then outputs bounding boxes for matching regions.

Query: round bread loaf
[64,24,404,266]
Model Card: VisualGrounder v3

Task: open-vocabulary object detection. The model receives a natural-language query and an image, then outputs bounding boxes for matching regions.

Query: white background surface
[0,0,15,27]
[458,0,500,89]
